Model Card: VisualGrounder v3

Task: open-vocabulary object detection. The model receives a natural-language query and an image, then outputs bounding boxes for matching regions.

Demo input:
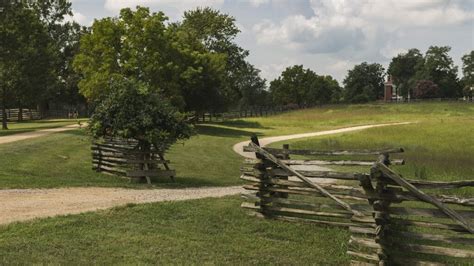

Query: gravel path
[0,186,244,225]
[0,121,412,225]
[233,122,412,159]
[232,122,413,183]
[0,123,84,145]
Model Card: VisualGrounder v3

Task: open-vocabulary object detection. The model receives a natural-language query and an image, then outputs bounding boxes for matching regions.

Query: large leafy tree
[74,7,227,114]
[387,49,423,97]
[413,46,461,98]
[270,65,340,107]
[461,51,474,97]
[0,2,53,127]
[343,62,385,103]
[1,0,81,127]
[180,7,260,109]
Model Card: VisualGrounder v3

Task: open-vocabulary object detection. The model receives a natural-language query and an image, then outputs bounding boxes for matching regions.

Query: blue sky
[69,0,474,83]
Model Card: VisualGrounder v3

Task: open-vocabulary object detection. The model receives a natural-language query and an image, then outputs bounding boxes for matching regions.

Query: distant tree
[343,62,385,103]
[461,51,474,98]
[387,48,423,97]
[270,65,340,106]
[52,22,87,107]
[235,63,267,108]
[270,65,309,107]
[413,46,461,98]
[413,80,440,99]
[88,77,193,150]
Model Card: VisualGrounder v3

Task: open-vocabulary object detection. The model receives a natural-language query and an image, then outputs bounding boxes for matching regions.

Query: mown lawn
[0,196,350,264]
[0,119,82,137]
[0,102,472,189]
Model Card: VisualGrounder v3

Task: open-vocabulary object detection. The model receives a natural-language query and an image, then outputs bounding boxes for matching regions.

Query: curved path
[0,123,84,145]
[0,121,412,225]
[233,122,413,158]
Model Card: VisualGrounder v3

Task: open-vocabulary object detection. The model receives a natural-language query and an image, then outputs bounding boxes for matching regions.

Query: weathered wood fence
[0,108,41,121]
[349,155,474,265]
[92,138,175,184]
[194,106,294,123]
[240,136,473,265]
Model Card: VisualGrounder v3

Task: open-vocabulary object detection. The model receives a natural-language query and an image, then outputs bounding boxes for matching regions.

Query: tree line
[1,2,473,131]
[271,47,473,106]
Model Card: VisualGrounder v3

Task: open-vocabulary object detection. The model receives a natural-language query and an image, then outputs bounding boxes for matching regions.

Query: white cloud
[64,10,89,25]
[246,0,270,7]
[253,0,473,58]
[258,57,297,81]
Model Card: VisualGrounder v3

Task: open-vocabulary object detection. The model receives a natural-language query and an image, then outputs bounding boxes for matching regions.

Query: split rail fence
[0,108,41,121]
[92,138,175,184]
[240,136,473,265]
[194,106,292,123]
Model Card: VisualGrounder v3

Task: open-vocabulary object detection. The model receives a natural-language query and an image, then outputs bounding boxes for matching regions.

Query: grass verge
[0,196,350,264]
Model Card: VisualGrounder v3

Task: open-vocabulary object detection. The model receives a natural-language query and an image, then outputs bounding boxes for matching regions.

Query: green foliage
[235,63,268,108]
[387,48,423,97]
[0,0,82,128]
[270,65,341,106]
[343,62,385,103]
[180,7,260,110]
[74,6,255,114]
[461,51,474,96]
[88,78,193,149]
[412,46,461,98]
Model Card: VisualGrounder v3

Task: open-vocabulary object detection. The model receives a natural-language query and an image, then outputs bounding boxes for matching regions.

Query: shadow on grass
[111,176,242,189]
[56,129,90,137]
[212,120,272,129]
[196,124,263,138]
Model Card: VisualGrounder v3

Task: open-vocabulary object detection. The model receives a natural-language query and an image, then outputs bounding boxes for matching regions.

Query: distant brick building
[384,75,398,102]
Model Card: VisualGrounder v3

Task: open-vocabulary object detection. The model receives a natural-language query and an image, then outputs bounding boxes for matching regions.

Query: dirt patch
[0,123,84,145]
[0,186,244,225]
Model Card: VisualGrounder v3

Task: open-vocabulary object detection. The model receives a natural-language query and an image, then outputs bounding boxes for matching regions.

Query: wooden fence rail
[192,106,296,123]
[240,136,405,230]
[239,136,473,265]
[0,108,41,121]
[349,155,474,265]
[92,138,175,184]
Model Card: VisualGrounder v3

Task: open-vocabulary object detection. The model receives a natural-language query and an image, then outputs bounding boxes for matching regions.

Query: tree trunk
[18,106,23,122]
[1,103,7,130]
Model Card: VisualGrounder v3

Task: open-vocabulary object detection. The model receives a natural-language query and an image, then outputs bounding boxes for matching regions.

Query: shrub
[413,80,440,99]
[88,78,193,150]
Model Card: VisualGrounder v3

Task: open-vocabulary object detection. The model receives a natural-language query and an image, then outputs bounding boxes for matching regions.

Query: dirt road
[0,123,84,145]
[0,186,244,225]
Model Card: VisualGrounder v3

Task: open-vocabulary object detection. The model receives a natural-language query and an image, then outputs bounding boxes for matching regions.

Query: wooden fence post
[250,135,271,217]
[279,144,290,198]
[370,154,392,264]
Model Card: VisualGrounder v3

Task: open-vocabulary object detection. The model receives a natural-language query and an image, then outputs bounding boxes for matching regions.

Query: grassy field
[266,103,474,195]
[0,196,350,264]
[0,102,473,264]
[0,119,82,137]
[0,102,472,189]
